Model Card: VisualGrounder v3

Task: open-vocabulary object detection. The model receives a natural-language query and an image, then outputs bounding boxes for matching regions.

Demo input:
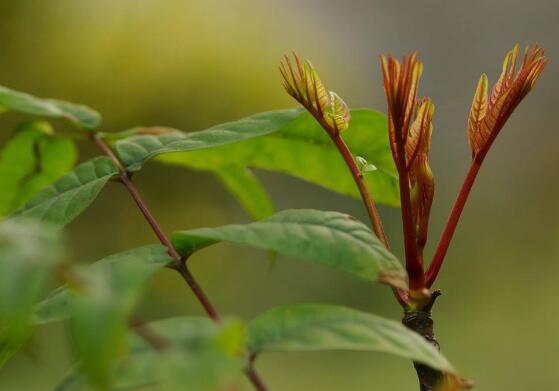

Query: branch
[129,316,169,351]
[328,130,409,306]
[90,134,269,391]
[425,159,482,287]
[330,134,390,247]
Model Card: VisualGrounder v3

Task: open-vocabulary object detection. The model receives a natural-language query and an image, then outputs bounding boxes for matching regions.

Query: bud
[467,44,547,158]
[280,52,351,135]
[381,52,435,264]
[380,53,423,164]
[407,100,435,258]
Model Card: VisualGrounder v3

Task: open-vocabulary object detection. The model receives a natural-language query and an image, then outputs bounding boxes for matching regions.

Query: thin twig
[331,134,390,248]
[129,316,169,351]
[90,133,269,391]
[326,129,408,306]
[426,160,482,287]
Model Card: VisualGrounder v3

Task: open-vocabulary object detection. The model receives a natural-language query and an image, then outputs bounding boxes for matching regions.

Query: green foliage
[67,246,172,387]
[0,78,470,390]
[14,157,118,227]
[112,109,398,219]
[214,166,274,220]
[0,121,77,217]
[157,109,398,206]
[35,245,172,324]
[247,303,454,373]
[0,85,101,130]
[114,108,304,171]
[0,219,63,367]
[172,209,405,285]
[53,317,246,391]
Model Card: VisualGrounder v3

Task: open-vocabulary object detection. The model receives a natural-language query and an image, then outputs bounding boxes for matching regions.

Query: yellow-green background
[0,0,558,390]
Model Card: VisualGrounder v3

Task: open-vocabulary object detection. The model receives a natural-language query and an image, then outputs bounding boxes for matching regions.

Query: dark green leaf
[115,108,304,171]
[14,157,118,227]
[172,209,404,285]
[0,121,77,217]
[248,303,454,373]
[0,219,63,367]
[0,85,101,130]
[156,109,399,207]
[35,245,172,325]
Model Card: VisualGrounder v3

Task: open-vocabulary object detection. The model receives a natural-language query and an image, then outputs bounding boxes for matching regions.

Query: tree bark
[402,309,443,391]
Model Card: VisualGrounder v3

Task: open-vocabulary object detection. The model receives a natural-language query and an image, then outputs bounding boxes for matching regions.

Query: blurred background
[0,0,557,389]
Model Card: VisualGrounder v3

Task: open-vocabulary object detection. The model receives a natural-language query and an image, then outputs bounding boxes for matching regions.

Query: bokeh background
[0,0,558,390]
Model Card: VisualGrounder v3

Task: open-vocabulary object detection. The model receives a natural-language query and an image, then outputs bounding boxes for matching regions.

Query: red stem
[425,159,482,287]
[395,145,424,290]
[91,134,269,391]
[331,134,390,248]
[329,132,409,306]
[246,355,268,391]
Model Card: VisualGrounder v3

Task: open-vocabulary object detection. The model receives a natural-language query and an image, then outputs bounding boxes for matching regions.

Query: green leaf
[114,108,304,171]
[36,245,172,385]
[0,219,63,367]
[156,109,399,207]
[172,209,404,285]
[65,245,172,388]
[356,156,378,173]
[35,245,172,325]
[52,317,246,391]
[248,303,454,373]
[0,121,77,217]
[112,109,397,218]
[0,85,101,130]
[14,157,118,227]
[214,166,274,219]
[123,317,245,391]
